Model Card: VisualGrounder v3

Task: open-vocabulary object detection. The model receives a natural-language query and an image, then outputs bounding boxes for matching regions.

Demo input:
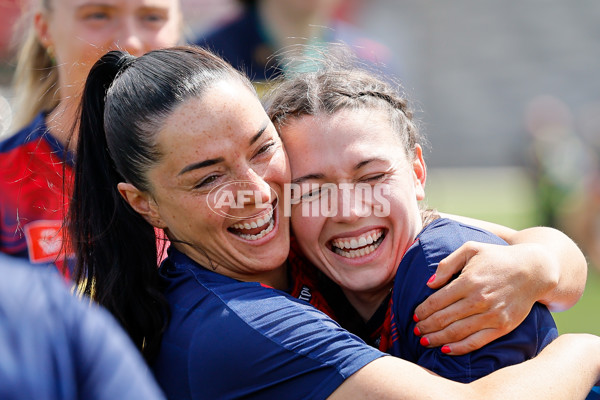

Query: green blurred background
[426,167,600,335]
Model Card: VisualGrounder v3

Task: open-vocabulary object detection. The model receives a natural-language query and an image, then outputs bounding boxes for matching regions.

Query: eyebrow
[249,124,268,145]
[291,173,325,184]
[291,157,387,184]
[178,157,225,176]
[355,157,387,170]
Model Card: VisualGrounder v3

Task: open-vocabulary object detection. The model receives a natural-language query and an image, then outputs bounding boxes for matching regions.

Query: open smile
[328,228,387,259]
[227,201,277,241]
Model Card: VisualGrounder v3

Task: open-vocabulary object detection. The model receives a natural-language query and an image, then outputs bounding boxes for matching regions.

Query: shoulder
[156,250,383,399]
[412,218,507,264]
[195,8,260,51]
[0,113,47,154]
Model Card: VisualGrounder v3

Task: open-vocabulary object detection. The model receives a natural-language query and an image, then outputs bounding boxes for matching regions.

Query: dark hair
[265,46,438,224]
[69,45,253,360]
[265,49,423,157]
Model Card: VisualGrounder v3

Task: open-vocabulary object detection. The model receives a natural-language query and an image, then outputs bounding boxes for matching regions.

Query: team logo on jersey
[24,220,69,264]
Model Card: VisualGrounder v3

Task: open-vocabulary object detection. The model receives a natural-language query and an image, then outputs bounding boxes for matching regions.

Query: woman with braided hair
[68,44,600,399]
[266,51,582,383]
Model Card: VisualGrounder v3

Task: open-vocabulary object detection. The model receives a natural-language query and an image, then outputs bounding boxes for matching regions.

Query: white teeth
[334,244,379,259]
[332,229,383,250]
[238,218,274,241]
[231,209,273,230]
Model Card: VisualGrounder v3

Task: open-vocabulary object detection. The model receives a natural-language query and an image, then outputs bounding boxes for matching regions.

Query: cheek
[271,149,291,182]
[163,194,220,232]
[154,25,182,48]
[60,42,107,79]
[291,209,322,249]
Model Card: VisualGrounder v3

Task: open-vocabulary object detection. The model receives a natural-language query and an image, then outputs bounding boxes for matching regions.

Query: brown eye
[257,142,274,156]
[195,175,219,189]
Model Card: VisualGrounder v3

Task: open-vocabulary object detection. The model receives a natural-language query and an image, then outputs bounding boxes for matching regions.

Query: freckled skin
[281,108,427,315]
[145,80,291,287]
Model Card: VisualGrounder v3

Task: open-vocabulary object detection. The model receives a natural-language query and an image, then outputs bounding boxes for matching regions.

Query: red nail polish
[427,274,436,284]
[413,314,419,323]
[441,345,451,354]
[420,337,430,346]
[414,326,421,336]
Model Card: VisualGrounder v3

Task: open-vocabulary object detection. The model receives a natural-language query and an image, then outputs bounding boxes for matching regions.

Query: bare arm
[443,212,587,309]
[411,213,586,354]
[329,334,600,400]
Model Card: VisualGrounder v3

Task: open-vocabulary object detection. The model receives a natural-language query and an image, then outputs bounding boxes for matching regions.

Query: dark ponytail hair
[69,46,253,361]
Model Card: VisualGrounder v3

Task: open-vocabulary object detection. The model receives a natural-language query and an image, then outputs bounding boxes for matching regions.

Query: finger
[427,241,480,289]
[415,299,488,344]
[418,311,506,352]
[414,274,478,323]
[436,328,506,356]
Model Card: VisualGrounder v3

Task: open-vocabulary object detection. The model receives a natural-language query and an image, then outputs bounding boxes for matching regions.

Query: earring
[46,45,55,64]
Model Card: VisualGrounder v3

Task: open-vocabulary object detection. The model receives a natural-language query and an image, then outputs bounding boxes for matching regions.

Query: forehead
[54,0,178,9]
[156,79,268,158]
[283,108,401,156]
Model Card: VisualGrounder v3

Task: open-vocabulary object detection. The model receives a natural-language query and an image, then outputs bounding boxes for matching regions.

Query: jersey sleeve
[156,275,384,400]
[390,219,558,383]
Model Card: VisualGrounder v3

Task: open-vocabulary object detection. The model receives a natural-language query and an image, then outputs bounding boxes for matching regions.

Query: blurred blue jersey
[0,254,165,400]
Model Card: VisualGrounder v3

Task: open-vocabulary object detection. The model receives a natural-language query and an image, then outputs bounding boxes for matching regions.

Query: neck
[258,0,331,50]
[45,99,79,151]
[343,285,392,322]
[175,243,289,290]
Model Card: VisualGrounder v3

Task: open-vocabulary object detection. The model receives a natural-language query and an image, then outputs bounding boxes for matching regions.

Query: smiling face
[281,107,426,307]
[137,79,291,284]
[36,0,181,101]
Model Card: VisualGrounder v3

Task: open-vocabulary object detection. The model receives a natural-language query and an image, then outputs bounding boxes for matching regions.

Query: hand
[412,241,556,355]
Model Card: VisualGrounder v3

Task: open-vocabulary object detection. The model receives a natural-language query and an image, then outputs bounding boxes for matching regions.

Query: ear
[412,144,427,201]
[33,12,52,50]
[117,182,167,228]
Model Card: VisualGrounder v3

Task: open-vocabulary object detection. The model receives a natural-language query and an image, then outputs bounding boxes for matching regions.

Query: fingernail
[441,345,451,354]
[413,314,419,323]
[427,274,436,284]
[414,326,421,336]
[420,337,430,346]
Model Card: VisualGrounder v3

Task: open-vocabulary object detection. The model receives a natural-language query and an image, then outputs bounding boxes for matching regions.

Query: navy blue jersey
[195,5,396,86]
[0,254,165,400]
[389,218,558,382]
[153,248,384,400]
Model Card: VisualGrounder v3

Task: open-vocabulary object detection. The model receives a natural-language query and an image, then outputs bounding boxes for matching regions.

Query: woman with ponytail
[0,0,181,276]
[69,45,600,400]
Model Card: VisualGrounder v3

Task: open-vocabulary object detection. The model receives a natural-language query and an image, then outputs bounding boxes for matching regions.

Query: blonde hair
[11,0,58,130]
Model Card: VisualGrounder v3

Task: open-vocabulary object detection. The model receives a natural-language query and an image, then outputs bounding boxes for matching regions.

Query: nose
[329,183,371,224]
[114,18,144,56]
[237,168,273,208]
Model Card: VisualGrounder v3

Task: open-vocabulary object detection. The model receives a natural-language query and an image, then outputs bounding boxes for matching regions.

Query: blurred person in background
[0,252,166,400]
[0,0,182,276]
[195,0,394,92]
[525,96,600,273]
[0,0,21,138]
